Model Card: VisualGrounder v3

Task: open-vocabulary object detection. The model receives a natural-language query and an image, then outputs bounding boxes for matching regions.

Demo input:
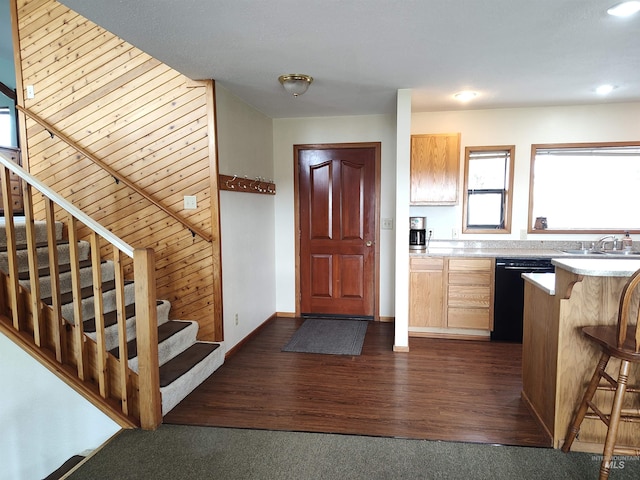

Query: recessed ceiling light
[596,84,616,95]
[607,1,640,17]
[453,91,478,102]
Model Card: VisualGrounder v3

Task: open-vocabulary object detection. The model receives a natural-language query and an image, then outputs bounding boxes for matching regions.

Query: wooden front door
[296,143,378,317]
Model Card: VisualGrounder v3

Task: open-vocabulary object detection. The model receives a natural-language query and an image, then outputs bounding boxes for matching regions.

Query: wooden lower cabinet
[409,256,495,337]
[409,257,445,327]
[447,258,494,330]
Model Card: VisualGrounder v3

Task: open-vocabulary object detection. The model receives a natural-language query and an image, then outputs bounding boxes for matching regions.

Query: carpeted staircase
[0,218,224,416]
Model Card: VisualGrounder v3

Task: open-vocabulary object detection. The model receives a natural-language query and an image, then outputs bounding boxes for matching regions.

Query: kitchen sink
[562,249,640,256]
[602,250,640,255]
[562,249,603,255]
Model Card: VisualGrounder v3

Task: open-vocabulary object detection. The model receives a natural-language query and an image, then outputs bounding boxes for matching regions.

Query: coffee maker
[409,217,427,250]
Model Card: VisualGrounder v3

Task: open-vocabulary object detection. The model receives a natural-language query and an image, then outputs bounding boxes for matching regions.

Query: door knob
[366,240,373,247]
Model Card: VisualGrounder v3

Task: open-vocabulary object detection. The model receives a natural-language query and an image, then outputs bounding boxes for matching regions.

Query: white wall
[215,84,276,351]
[410,102,640,241]
[393,90,412,349]
[0,333,120,480]
[273,114,397,319]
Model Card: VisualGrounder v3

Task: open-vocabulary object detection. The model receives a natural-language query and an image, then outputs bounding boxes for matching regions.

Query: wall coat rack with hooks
[218,174,276,195]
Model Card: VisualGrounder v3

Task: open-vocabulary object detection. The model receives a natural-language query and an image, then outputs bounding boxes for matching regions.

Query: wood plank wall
[13,0,222,341]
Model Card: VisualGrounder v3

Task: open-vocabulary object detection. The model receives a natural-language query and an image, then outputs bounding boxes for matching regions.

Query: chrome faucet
[594,235,617,251]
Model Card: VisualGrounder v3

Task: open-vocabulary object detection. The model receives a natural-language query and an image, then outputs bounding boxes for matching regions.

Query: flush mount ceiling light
[278,74,313,97]
[453,91,478,102]
[607,1,640,16]
[596,84,617,95]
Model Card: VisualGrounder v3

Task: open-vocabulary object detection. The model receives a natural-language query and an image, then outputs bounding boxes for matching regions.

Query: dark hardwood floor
[164,317,551,447]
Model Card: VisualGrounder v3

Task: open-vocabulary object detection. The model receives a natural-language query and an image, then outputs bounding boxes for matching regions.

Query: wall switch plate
[183,195,197,209]
[520,229,527,240]
[381,218,393,230]
[26,85,35,99]
[452,228,459,239]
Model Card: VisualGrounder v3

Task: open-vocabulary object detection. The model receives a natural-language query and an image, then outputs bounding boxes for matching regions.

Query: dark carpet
[282,318,368,355]
[65,425,640,480]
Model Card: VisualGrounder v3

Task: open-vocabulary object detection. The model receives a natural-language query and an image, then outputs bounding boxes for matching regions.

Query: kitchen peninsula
[522,258,640,452]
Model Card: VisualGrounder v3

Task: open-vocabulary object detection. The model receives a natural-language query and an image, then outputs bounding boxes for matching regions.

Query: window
[0,107,11,147]
[462,146,514,233]
[529,142,640,232]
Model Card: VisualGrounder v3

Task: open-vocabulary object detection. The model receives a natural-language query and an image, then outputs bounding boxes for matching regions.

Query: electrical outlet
[520,229,527,240]
[381,218,393,230]
[184,195,197,209]
[452,228,459,239]
[26,85,35,99]
[234,313,239,325]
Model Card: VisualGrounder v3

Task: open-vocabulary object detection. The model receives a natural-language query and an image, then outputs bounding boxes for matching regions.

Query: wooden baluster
[133,248,161,429]
[1,166,21,331]
[67,215,87,380]
[44,198,67,362]
[113,248,130,415]
[90,232,108,398]
[0,259,5,315]
[23,183,43,345]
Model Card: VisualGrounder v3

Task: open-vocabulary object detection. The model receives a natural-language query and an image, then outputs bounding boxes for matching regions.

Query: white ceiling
[59,0,640,119]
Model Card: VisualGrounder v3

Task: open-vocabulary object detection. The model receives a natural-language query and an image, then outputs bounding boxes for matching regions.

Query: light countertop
[408,240,640,260]
[551,258,640,277]
[522,272,556,295]
[410,247,565,258]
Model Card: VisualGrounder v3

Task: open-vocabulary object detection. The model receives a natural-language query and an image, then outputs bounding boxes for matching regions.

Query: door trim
[293,142,381,320]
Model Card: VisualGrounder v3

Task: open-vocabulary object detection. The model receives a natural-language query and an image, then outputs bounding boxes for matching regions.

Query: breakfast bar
[522,258,640,451]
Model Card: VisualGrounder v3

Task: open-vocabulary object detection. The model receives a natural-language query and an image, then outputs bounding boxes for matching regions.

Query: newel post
[133,248,162,429]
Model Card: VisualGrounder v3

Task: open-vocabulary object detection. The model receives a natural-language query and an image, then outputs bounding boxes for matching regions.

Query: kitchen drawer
[448,285,491,308]
[447,307,491,329]
[410,257,444,271]
[448,271,491,286]
[448,258,493,272]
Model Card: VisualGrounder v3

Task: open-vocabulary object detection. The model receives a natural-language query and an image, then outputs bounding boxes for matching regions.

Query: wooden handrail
[16,105,212,243]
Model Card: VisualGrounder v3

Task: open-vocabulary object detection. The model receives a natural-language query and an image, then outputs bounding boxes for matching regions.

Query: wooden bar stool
[562,268,640,479]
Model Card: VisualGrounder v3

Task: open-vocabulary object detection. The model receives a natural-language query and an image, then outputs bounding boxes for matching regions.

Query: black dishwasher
[492,257,555,342]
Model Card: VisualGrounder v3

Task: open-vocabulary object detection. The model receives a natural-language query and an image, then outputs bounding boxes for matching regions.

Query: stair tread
[18,259,98,280]
[159,342,220,388]
[109,320,191,360]
[0,239,70,253]
[42,279,134,306]
[83,300,163,332]
[83,303,136,333]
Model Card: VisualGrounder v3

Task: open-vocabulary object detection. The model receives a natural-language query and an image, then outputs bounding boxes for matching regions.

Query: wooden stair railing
[0,148,162,430]
[15,105,212,243]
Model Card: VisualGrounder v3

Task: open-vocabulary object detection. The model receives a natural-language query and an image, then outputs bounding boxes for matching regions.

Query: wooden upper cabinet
[410,133,461,205]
